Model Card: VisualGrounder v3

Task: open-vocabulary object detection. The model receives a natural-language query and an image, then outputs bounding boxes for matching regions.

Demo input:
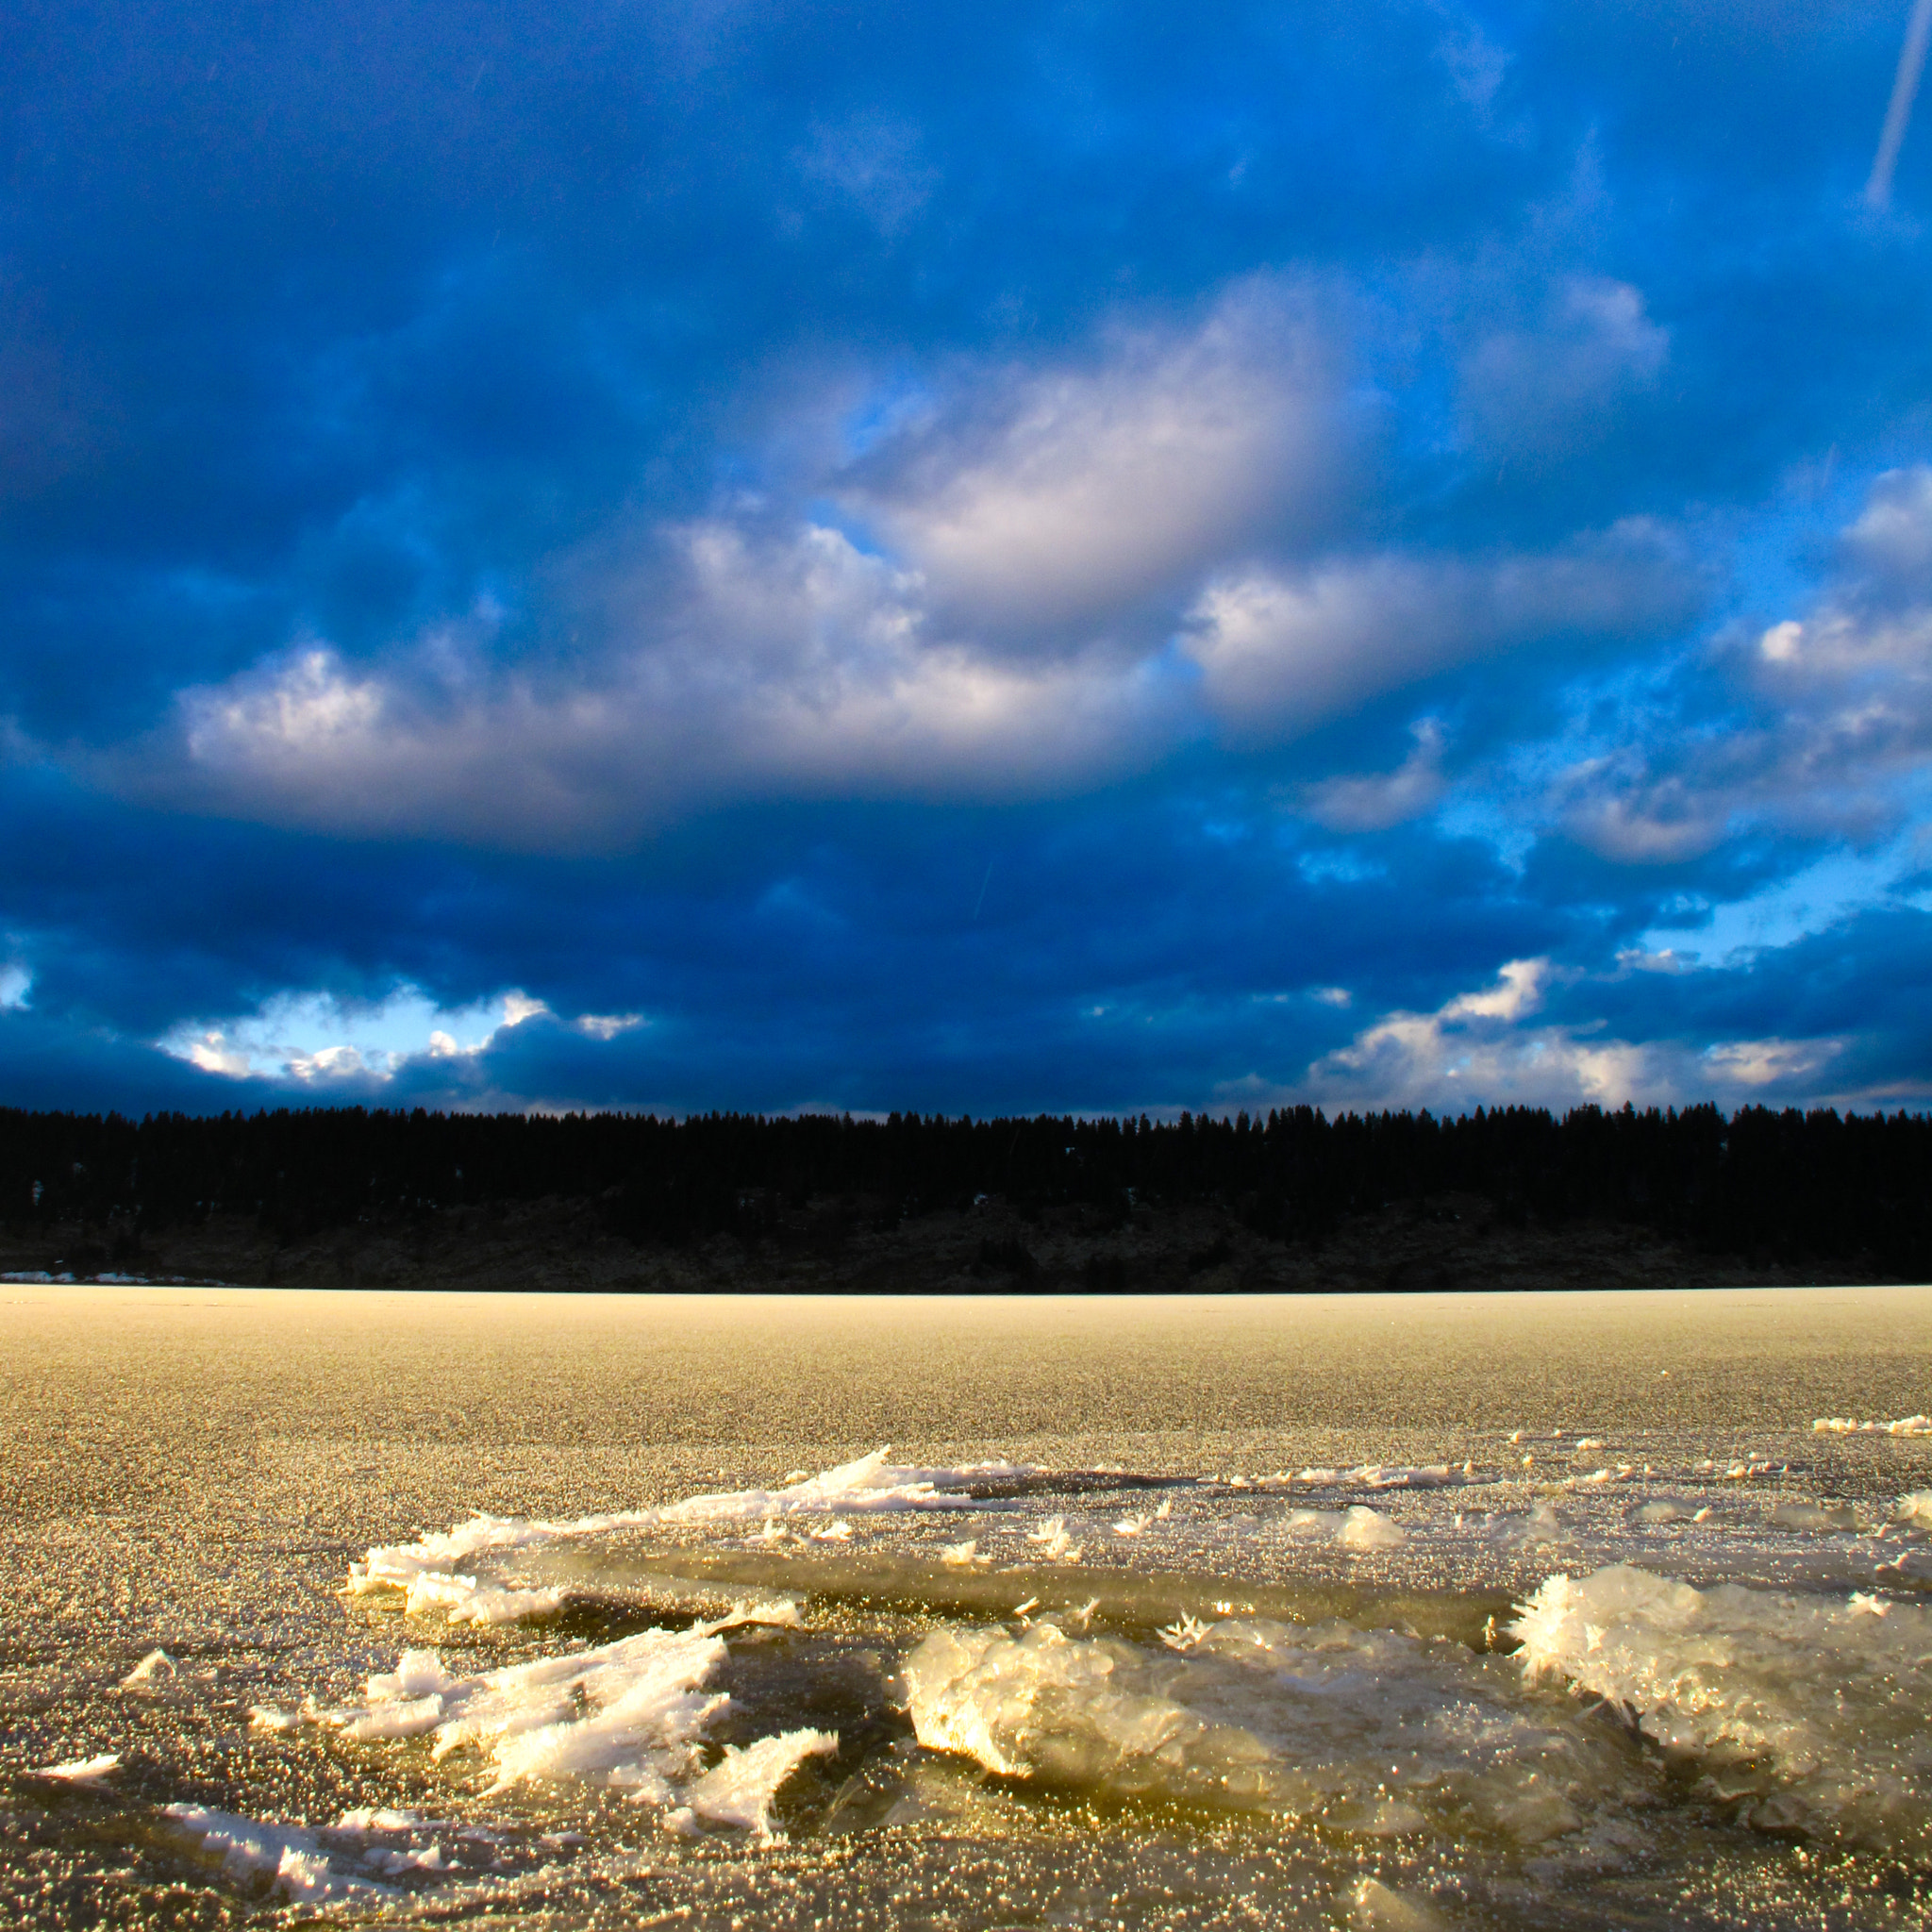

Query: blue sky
[5,0,1932,1118]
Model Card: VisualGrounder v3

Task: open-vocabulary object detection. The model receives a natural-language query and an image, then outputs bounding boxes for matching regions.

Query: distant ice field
[3,1286,1931,1929]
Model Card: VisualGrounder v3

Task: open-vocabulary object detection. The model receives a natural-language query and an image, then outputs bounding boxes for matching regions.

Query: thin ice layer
[1253,1464,1476,1490]
[398,1572,569,1624]
[1811,1415,1932,1435]
[683,1729,840,1834]
[162,1806,396,1905]
[314,1601,838,1833]
[348,1449,1030,1608]
[1510,1563,1932,1855]
[907,1613,1646,1841]
[320,1603,799,1801]
[31,1754,119,1782]
[1284,1506,1407,1550]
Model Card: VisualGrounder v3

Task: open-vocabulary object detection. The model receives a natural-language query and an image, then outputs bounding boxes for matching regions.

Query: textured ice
[906,1622,1273,1797]
[907,1612,1644,1840]
[397,1570,569,1624]
[30,1753,119,1781]
[1282,1506,1407,1549]
[683,1728,840,1835]
[118,1647,176,1688]
[349,1449,1026,1606]
[162,1805,396,1904]
[317,1602,814,1815]
[1255,1464,1474,1490]
[1337,1505,1406,1549]
[1024,1515,1083,1562]
[1349,1875,1448,1930]
[1510,1563,1932,1852]
[1767,1500,1859,1532]
[1812,1414,1932,1435]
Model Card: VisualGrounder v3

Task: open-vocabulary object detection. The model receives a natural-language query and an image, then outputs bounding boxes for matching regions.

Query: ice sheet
[162,1805,397,1905]
[30,1753,119,1782]
[316,1602,809,1812]
[348,1449,1033,1611]
[1811,1414,1932,1435]
[906,1610,1649,1843]
[1510,1562,1932,1853]
[682,1729,840,1835]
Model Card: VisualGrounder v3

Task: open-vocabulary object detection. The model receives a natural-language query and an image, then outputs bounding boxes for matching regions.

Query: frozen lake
[4,1285,1931,1928]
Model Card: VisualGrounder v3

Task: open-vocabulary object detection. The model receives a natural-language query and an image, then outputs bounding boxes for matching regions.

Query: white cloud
[89,287,1693,851]
[1558,467,1932,862]
[182,645,383,765]
[158,986,557,1084]
[1282,957,1844,1113]
[845,280,1346,638]
[149,516,1186,845]
[176,1029,253,1078]
[1434,14,1511,119]
[576,1011,642,1040]
[1301,719,1447,830]
[1185,521,1690,737]
[1842,464,1932,591]
[0,962,28,1009]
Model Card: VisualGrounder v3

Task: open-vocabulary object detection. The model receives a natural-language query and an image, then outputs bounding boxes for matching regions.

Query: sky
[5,0,1932,1121]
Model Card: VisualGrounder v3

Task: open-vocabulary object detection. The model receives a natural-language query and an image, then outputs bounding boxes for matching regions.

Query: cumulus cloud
[1840,464,1932,601]
[1291,957,1845,1113]
[158,985,552,1086]
[1184,519,1693,737]
[143,495,1696,846]
[148,515,1185,845]
[107,276,1701,850]
[1558,467,1932,861]
[1301,719,1449,831]
[842,281,1348,640]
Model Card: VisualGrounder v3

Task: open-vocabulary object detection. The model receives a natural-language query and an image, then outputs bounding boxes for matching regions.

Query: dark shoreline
[3,1188,1897,1296]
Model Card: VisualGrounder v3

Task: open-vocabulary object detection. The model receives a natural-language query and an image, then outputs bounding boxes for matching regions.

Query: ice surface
[30,1753,119,1781]
[118,1647,175,1688]
[318,1602,804,1811]
[907,1611,1646,1840]
[348,1450,1029,1607]
[1811,1414,1932,1435]
[1254,1464,1475,1490]
[162,1805,396,1904]
[18,1287,1932,1926]
[683,1729,840,1835]
[1510,1563,1932,1852]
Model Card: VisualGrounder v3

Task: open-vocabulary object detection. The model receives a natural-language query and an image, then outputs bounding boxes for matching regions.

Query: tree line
[4,1100,1930,1276]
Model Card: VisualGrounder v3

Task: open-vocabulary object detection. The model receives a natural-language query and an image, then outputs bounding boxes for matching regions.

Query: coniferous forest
[3,1101,1930,1288]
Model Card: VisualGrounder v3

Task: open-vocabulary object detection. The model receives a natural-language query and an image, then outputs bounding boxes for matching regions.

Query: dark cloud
[3,0,1931,1114]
